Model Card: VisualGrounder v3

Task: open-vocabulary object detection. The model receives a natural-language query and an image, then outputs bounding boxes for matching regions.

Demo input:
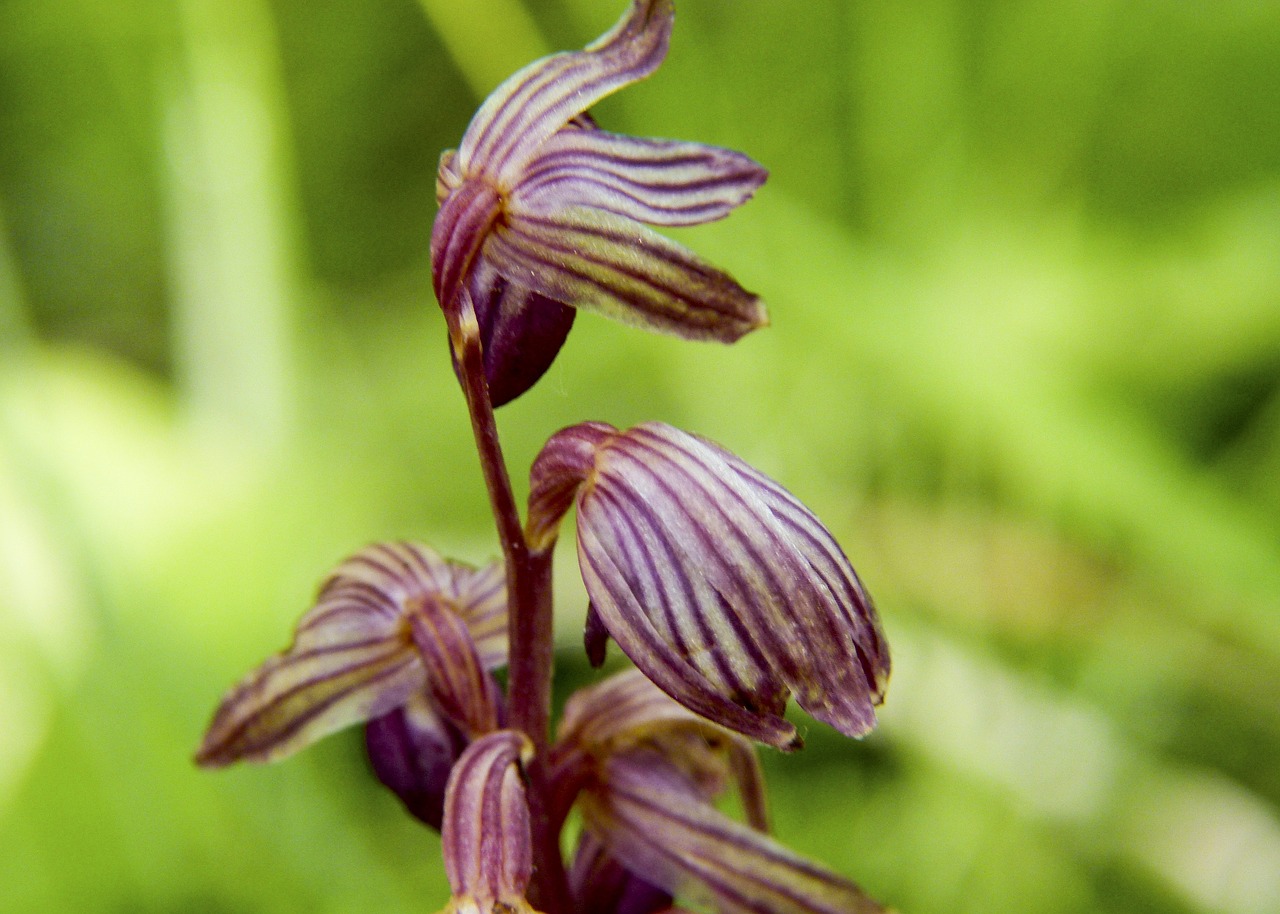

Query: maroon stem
[447,310,568,914]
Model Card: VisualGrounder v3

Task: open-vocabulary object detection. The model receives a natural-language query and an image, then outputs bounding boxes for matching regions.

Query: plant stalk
[447,301,567,914]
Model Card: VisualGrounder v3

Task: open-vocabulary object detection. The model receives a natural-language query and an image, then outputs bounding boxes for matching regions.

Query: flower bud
[528,422,890,749]
[439,731,539,914]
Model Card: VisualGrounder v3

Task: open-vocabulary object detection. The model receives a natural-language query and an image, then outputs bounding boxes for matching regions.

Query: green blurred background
[2,0,1279,911]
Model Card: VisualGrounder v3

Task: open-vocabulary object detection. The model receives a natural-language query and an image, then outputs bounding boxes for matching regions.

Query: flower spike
[528,423,890,750]
[195,542,506,767]
[432,0,768,407]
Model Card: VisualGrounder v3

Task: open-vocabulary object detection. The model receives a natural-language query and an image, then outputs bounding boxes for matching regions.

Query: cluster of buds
[197,2,891,913]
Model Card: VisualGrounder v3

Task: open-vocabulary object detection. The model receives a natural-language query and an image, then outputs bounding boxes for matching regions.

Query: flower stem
[447,299,568,914]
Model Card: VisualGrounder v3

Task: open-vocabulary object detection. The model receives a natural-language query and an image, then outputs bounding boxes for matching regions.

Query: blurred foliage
[1,1,1279,913]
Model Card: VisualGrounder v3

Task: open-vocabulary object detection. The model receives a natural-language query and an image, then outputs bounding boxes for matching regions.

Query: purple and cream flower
[432,0,768,406]
[438,730,540,914]
[551,671,887,914]
[195,542,506,769]
[527,422,890,750]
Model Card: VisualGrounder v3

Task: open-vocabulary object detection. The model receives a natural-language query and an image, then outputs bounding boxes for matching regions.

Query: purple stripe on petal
[195,638,422,767]
[458,0,674,183]
[409,599,501,737]
[488,206,767,343]
[514,130,767,227]
[587,480,773,706]
[431,178,502,313]
[583,751,887,914]
[577,525,798,749]
[622,425,885,735]
[558,422,889,745]
[600,437,806,682]
[441,731,535,907]
[195,542,510,767]
[526,421,617,551]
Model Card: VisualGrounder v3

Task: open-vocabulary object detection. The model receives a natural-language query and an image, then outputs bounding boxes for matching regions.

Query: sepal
[486,206,766,344]
[195,542,507,767]
[555,669,768,832]
[455,0,674,183]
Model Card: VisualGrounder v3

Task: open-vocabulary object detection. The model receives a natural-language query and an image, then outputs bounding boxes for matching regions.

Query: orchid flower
[195,542,506,768]
[432,0,768,406]
[551,671,887,914]
[527,422,890,750]
[438,730,541,914]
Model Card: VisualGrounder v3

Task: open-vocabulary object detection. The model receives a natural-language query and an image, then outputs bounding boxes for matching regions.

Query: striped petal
[487,206,767,343]
[514,130,767,227]
[527,424,890,749]
[410,596,503,736]
[527,421,618,551]
[315,542,508,668]
[583,750,886,914]
[440,731,539,914]
[456,0,673,185]
[556,669,770,833]
[194,589,422,767]
[195,542,508,766]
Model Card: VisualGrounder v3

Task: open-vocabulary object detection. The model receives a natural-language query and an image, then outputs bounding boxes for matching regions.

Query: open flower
[432,0,768,406]
[552,671,887,914]
[195,542,506,767]
[528,422,890,750]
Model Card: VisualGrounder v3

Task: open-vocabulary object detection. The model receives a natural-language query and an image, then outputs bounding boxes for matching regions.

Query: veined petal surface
[487,206,766,343]
[196,542,507,766]
[529,424,890,749]
[513,130,766,227]
[440,731,538,914]
[195,590,422,767]
[457,0,673,184]
[315,542,508,665]
[556,669,769,832]
[409,597,503,736]
[582,750,886,914]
